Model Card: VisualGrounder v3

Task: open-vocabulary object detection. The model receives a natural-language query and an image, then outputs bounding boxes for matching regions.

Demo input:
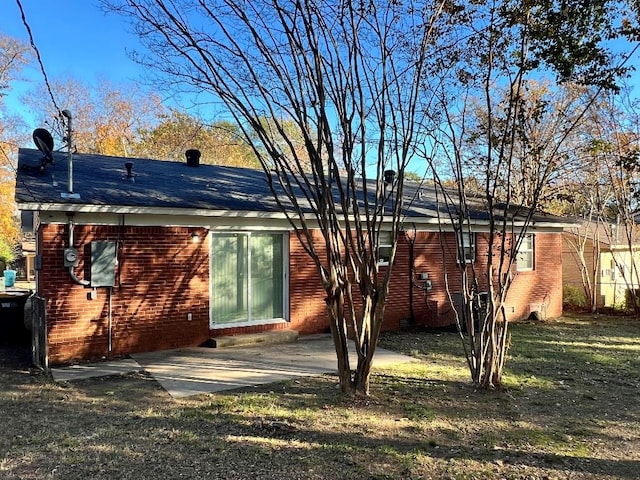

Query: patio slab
[52,335,417,398]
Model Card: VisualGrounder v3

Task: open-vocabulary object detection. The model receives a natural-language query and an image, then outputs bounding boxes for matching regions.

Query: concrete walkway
[51,335,416,398]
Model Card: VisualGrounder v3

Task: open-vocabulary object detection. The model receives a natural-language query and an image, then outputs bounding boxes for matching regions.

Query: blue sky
[2,1,144,128]
[4,1,638,178]
[0,1,430,177]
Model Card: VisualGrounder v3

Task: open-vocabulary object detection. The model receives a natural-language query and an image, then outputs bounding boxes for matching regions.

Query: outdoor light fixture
[191,232,200,243]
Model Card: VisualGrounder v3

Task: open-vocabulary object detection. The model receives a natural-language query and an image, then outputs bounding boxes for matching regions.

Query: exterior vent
[384,169,395,185]
[124,162,135,182]
[186,149,201,167]
[529,303,547,321]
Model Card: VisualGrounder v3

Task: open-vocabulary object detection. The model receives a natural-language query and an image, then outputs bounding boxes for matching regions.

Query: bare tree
[563,222,603,312]
[556,82,640,315]
[589,88,640,315]
[107,0,447,395]
[0,34,31,162]
[0,35,30,99]
[0,35,31,266]
[423,0,638,388]
[24,76,162,156]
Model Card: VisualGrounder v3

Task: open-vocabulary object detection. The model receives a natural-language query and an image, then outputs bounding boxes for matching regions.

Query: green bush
[624,289,640,312]
[0,239,15,266]
[563,284,587,310]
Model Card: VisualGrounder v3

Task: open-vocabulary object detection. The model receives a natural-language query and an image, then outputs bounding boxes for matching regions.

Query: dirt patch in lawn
[0,314,638,479]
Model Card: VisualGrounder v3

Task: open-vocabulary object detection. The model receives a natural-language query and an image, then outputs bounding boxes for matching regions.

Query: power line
[15,0,62,119]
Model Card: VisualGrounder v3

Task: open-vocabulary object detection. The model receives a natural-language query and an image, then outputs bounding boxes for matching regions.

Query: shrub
[0,239,15,264]
[563,284,587,310]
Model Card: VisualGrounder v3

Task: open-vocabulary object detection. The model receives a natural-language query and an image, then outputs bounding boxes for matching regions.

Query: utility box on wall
[90,241,116,287]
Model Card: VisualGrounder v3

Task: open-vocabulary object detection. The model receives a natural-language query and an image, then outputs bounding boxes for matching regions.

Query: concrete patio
[51,334,416,398]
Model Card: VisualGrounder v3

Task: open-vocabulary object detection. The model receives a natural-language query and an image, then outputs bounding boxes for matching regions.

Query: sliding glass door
[211,232,286,326]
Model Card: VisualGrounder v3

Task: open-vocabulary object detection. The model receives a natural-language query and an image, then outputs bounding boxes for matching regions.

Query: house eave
[401,216,570,230]
[16,202,291,219]
[17,203,570,231]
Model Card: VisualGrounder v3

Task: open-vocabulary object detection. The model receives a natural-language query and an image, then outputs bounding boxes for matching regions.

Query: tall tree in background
[550,81,640,314]
[27,77,260,167]
[0,35,30,265]
[108,0,446,395]
[425,0,639,388]
[553,91,621,313]
[24,76,162,156]
[585,87,640,315]
[253,116,314,171]
[0,35,30,102]
[135,108,259,167]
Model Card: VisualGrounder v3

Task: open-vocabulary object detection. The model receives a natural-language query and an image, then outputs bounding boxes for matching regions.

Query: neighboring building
[562,226,607,309]
[15,211,37,282]
[600,245,640,308]
[563,221,640,309]
[15,148,566,366]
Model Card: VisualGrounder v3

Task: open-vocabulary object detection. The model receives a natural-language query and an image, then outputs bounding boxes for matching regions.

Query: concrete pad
[132,335,416,398]
[211,329,299,348]
[51,358,142,382]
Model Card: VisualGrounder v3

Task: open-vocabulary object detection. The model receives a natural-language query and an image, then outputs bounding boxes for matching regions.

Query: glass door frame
[209,230,289,329]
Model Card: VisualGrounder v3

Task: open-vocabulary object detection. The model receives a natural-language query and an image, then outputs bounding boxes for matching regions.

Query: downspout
[108,287,113,352]
[407,223,417,325]
[409,234,415,324]
[67,217,89,286]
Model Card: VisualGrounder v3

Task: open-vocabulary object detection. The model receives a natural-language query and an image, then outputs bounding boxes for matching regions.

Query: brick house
[16,148,566,366]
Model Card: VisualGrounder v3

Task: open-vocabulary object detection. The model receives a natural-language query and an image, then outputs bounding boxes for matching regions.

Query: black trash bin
[0,291,32,345]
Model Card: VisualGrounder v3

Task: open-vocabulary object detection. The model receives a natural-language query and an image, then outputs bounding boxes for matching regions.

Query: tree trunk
[325,285,355,394]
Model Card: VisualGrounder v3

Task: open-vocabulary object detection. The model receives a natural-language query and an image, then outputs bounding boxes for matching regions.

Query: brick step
[206,329,299,348]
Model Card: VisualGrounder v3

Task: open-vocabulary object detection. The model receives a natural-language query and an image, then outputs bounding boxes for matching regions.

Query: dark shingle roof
[15,148,286,212]
[15,148,568,227]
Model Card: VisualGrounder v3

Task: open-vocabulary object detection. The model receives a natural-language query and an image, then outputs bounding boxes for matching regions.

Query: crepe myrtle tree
[424,0,639,388]
[106,0,448,395]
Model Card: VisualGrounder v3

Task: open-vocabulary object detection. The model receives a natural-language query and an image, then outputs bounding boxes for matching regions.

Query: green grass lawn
[0,314,638,479]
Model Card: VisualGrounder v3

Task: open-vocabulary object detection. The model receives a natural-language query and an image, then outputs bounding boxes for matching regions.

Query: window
[603,259,616,280]
[458,232,475,263]
[516,234,534,271]
[378,231,393,266]
[211,232,286,326]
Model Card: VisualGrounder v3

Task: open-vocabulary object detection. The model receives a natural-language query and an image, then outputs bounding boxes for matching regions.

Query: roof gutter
[17,201,572,231]
[16,202,294,219]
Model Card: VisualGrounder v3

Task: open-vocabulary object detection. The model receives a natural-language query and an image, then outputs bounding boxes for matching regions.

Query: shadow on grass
[1,315,638,479]
[3,369,637,480]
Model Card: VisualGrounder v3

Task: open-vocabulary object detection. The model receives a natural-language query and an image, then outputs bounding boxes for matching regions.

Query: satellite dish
[32,128,54,170]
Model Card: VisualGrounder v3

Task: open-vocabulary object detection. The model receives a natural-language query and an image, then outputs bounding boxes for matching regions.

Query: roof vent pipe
[185,149,201,167]
[384,169,396,185]
[124,162,135,181]
[61,109,80,199]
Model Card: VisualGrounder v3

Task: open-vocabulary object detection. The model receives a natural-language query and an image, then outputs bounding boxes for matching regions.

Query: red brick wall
[504,233,563,319]
[293,229,561,334]
[288,230,330,334]
[39,223,563,364]
[39,224,210,365]
[219,229,564,337]
[382,231,563,329]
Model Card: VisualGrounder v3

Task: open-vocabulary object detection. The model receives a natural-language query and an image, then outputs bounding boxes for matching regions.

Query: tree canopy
[134,109,259,167]
[0,35,30,262]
